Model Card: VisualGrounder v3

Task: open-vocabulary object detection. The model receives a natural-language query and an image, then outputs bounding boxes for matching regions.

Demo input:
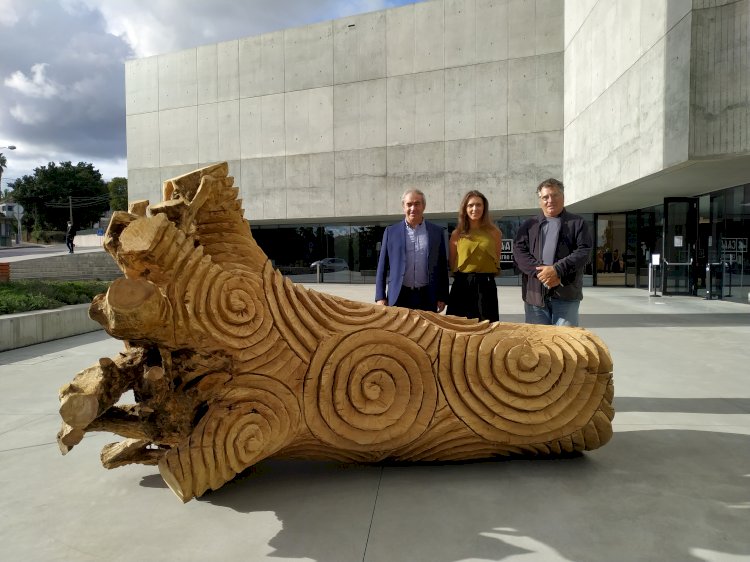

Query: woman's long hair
[455,190,498,235]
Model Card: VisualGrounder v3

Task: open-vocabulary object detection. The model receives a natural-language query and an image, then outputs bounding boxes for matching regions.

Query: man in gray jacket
[513,178,592,326]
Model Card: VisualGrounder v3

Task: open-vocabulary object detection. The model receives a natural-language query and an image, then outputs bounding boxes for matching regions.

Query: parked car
[310,258,349,272]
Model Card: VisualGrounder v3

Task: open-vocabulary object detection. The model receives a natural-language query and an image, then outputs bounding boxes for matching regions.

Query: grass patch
[0,280,110,315]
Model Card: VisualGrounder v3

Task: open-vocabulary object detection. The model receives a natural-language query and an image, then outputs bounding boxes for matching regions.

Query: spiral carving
[186,266,272,350]
[304,329,437,451]
[439,328,609,445]
[159,374,300,501]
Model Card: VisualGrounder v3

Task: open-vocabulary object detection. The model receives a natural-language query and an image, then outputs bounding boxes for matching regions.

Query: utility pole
[69,196,73,224]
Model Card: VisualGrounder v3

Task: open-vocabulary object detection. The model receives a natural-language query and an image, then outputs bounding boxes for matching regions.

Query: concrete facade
[564,0,750,213]
[125,0,750,219]
[126,0,564,221]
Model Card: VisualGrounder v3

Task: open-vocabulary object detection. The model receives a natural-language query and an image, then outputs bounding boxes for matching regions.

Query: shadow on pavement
[179,429,750,562]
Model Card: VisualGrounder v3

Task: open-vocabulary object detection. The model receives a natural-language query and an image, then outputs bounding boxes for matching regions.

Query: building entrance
[594,213,631,286]
[662,197,699,295]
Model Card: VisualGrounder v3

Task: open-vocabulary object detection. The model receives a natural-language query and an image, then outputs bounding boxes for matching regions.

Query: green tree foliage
[9,161,108,232]
[108,177,128,211]
[0,153,7,188]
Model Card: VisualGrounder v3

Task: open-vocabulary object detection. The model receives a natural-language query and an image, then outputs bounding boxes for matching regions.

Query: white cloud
[9,103,48,125]
[4,63,61,99]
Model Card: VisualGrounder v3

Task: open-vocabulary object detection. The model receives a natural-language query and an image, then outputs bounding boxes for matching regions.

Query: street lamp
[0,145,16,185]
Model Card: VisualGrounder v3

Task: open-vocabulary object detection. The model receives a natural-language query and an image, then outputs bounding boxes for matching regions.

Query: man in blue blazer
[375,189,449,312]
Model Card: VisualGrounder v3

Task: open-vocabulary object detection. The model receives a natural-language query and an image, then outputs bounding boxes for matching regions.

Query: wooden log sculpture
[57,163,615,502]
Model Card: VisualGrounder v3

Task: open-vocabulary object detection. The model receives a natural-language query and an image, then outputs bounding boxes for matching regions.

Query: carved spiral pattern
[440,329,608,445]
[188,267,272,349]
[159,375,300,500]
[304,329,437,451]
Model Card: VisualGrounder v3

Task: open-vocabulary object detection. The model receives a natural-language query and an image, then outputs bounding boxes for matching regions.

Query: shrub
[0,280,110,315]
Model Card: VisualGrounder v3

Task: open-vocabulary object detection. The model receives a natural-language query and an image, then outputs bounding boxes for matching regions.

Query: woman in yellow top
[447,190,502,322]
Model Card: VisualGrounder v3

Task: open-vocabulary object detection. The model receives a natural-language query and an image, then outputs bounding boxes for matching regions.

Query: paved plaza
[1,284,749,561]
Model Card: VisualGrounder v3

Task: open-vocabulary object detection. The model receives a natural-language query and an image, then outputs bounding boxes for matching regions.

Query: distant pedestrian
[65,221,76,253]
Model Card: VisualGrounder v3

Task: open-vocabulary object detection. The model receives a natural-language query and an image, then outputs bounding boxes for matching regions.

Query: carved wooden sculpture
[57,163,614,502]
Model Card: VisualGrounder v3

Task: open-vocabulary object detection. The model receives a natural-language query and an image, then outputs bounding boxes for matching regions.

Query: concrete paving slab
[1,285,749,561]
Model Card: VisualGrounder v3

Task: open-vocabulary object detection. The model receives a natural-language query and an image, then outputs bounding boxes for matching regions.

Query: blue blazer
[375,220,449,309]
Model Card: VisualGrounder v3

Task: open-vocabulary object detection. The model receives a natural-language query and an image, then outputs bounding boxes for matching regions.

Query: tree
[9,161,109,232]
[0,153,7,189]
[108,177,128,211]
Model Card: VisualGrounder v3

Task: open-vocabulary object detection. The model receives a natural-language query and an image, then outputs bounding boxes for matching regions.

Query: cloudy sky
[0,0,420,188]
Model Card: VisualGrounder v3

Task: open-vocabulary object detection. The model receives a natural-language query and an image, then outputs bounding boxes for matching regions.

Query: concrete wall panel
[158,107,198,166]
[690,0,750,157]
[476,0,509,63]
[126,167,162,205]
[309,87,334,153]
[536,52,564,131]
[415,71,445,143]
[126,112,160,169]
[197,103,219,164]
[287,89,312,154]
[360,79,387,149]
[239,31,285,98]
[415,1,445,72]
[240,158,264,219]
[386,3,415,76]
[536,0,564,55]
[217,100,241,161]
[476,61,508,137]
[261,156,287,219]
[285,22,333,92]
[261,93,286,157]
[334,148,387,217]
[240,97,262,158]
[663,16,690,167]
[445,0,476,68]
[158,50,197,110]
[217,40,240,102]
[444,138,476,209]
[334,11,386,84]
[387,75,416,145]
[333,83,359,151]
[125,56,158,115]
[476,135,509,207]
[508,58,535,134]
[508,0,535,58]
[445,66,476,140]
[287,152,335,219]
[197,45,218,105]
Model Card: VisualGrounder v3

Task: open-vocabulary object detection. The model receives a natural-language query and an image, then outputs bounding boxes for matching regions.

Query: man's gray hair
[401,189,427,207]
[536,178,564,195]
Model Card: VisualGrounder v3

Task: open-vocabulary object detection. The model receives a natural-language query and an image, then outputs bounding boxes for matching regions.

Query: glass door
[662,197,698,295]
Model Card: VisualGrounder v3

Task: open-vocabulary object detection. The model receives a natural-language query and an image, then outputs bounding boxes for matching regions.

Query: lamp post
[0,145,16,188]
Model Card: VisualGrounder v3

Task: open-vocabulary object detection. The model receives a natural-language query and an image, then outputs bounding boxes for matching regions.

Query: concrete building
[125,0,750,300]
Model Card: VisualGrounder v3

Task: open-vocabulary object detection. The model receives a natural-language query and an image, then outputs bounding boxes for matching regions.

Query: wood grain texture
[58,162,615,502]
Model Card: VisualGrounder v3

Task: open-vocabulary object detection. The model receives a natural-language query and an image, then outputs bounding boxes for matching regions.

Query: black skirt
[447,272,499,322]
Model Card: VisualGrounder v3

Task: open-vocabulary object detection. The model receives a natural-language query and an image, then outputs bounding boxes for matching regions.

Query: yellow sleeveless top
[455,229,499,273]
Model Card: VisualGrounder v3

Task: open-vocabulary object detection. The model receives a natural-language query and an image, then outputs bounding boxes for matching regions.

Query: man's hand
[437,301,446,313]
[376,299,387,306]
[535,265,561,288]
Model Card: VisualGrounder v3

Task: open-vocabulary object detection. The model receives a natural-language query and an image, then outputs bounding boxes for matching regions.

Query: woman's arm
[448,230,459,272]
[492,227,502,271]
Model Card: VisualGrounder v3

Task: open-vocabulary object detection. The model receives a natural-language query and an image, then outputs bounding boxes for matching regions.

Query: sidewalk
[1,285,749,561]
